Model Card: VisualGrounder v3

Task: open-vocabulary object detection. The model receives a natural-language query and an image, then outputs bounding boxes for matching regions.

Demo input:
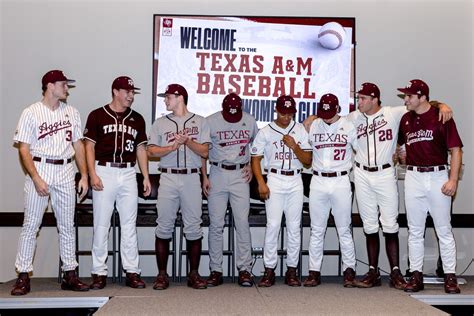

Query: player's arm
[84,139,103,191]
[429,101,453,124]
[441,147,462,197]
[282,135,312,168]
[73,139,89,199]
[136,143,151,197]
[303,115,318,132]
[251,155,270,200]
[147,142,180,158]
[182,136,209,159]
[201,158,211,197]
[18,142,49,196]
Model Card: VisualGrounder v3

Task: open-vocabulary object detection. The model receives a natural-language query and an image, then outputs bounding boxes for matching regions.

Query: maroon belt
[355,162,391,172]
[33,156,72,165]
[313,170,349,177]
[265,168,301,176]
[160,168,198,174]
[97,161,135,168]
[407,165,446,173]
[211,162,248,170]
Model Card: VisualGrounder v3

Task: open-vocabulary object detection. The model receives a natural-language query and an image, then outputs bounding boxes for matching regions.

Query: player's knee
[408,226,424,239]
[363,224,379,235]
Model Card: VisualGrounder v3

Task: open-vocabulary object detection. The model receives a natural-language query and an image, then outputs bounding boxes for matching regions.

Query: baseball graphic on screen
[318,22,346,50]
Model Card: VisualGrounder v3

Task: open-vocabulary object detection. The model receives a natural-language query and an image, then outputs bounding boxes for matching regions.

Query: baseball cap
[42,70,75,88]
[397,79,429,98]
[157,83,188,100]
[112,76,140,91]
[275,95,297,114]
[357,82,380,99]
[317,93,339,120]
[222,93,243,123]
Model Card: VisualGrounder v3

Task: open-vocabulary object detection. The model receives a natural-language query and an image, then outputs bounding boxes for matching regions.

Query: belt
[355,162,391,172]
[33,156,72,165]
[160,168,199,174]
[313,170,349,177]
[407,165,446,173]
[265,168,301,176]
[97,161,135,168]
[211,161,248,170]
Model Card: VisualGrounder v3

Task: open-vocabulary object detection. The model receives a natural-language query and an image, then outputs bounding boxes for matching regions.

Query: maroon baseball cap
[275,95,297,114]
[42,70,75,88]
[317,93,339,120]
[157,83,188,99]
[357,82,380,99]
[112,76,140,91]
[397,79,429,98]
[222,93,243,123]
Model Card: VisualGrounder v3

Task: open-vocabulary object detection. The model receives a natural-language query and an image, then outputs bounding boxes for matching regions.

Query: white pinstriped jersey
[13,101,83,159]
[148,112,211,168]
[309,117,357,172]
[207,111,258,164]
[347,106,406,166]
[250,120,311,170]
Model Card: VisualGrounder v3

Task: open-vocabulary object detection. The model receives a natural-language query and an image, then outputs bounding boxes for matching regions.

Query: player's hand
[282,134,298,150]
[202,176,211,197]
[441,179,458,197]
[257,182,270,200]
[90,174,104,191]
[436,102,453,124]
[169,141,180,151]
[303,115,317,132]
[33,176,49,196]
[241,164,253,183]
[175,130,190,145]
[398,145,407,165]
[77,176,89,200]
[142,177,152,197]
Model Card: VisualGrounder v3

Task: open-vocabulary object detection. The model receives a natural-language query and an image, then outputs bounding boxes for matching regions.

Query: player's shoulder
[206,111,222,121]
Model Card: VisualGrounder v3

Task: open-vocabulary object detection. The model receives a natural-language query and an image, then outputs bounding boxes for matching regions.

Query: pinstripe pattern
[13,101,82,273]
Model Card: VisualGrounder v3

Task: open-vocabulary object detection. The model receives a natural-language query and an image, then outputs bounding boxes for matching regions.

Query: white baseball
[318,22,346,50]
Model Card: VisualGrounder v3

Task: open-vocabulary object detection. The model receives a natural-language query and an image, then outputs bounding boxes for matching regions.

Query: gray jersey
[148,112,210,168]
[207,111,258,164]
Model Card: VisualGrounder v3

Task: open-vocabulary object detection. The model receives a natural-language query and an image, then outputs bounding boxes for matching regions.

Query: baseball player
[11,70,89,295]
[202,93,258,287]
[251,95,312,287]
[304,93,358,287]
[397,79,463,294]
[84,76,150,289]
[148,84,211,290]
[303,83,452,289]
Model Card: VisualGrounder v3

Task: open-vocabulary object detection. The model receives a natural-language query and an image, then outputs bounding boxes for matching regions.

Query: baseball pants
[263,173,303,269]
[405,169,456,273]
[15,162,78,273]
[91,164,140,275]
[155,173,203,241]
[207,166,252,273]
[354,167,399,234]
[308,174,356,272]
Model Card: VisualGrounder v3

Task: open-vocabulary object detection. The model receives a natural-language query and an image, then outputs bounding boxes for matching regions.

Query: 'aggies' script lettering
[406,129,434,145]
[357,118,388,139]
[38,120,72,139]
[165,127,199,142]
[102,124,138,138]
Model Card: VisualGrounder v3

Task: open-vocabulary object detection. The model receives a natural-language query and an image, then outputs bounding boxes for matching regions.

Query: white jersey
[250,120,311,171]
[347,106,406,167]
[309,117,357,172]
[207,111,258,164]
[13,101,83,159]
[148,112,211,169]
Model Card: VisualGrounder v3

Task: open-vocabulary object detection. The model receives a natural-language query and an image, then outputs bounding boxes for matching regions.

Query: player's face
[51,81,69,99]
[115,89,135,109]
[275,111,294,128]
[164,94,180,111]
[403,94,421,111]
[357,94,378,115]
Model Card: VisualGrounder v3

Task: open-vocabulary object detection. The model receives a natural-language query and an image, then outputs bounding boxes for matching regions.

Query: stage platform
[1,276,473,315]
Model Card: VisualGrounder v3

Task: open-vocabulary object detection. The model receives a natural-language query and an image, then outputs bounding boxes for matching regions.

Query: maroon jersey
[84,104,147,163]
[398,106,463,166]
